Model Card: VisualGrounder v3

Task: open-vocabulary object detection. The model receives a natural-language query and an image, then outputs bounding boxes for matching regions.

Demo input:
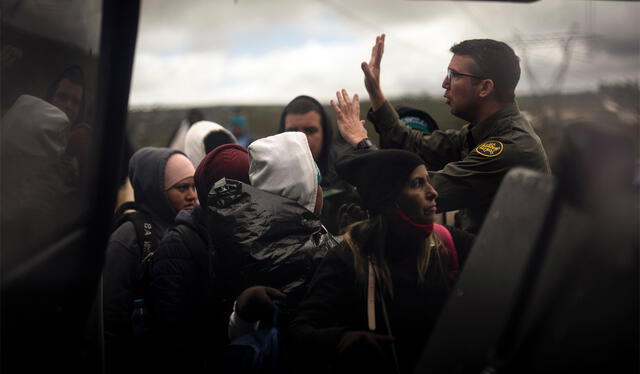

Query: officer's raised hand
[362,33,386,110]
[331,89,367,147]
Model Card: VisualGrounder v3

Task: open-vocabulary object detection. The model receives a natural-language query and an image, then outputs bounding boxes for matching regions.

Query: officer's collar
[469,102,519,142]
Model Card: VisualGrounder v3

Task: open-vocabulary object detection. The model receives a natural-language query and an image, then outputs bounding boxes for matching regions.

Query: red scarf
[392,208,433,239]
[392,208,461,280]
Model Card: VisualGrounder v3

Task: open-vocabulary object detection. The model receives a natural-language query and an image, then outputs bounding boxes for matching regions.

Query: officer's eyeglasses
[446,68,487,81]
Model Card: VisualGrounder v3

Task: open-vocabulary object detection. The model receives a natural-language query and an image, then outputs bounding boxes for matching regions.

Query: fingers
[362,62,375,84]
[341,89,352,107]
[336,89,358,107]
[336,89,346,108]
[378,33,385,63]
[370,33,385,67]
[353,93,360,116]
[330,99,341,115]
[333,89,359,113]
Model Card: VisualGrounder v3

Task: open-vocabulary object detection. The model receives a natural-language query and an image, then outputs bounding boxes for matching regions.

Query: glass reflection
[1,0,101,279]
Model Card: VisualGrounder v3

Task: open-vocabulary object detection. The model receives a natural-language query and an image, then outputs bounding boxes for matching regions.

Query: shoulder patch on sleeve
[475,141,504,157]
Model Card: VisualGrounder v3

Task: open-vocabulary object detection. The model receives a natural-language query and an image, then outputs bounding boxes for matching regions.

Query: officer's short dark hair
[450,39,520,103]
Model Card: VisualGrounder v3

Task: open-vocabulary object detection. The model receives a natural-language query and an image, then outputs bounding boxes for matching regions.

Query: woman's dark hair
[204,131,236,154]
[450,39,520,103]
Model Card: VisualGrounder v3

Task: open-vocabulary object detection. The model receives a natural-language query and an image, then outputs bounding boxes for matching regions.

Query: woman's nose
[426,183,438,201]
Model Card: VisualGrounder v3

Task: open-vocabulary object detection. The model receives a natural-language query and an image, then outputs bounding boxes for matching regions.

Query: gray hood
[128,147,184,230]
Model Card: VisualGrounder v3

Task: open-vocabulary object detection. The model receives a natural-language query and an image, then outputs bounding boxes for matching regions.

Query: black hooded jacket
[103,147,184,372]
[207,178,338,311]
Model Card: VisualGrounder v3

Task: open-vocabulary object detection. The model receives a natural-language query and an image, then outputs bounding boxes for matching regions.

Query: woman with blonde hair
[289,148,474,374]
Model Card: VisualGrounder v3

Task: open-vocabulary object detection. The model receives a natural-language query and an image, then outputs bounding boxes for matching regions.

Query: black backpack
[112,201,158,303]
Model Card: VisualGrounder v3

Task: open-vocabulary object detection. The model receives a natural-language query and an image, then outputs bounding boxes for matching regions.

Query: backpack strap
[433,223,460,281]
[127,211,157,266]
[368,259,401,374]
[112,201,138,232]
[127,211,158,300]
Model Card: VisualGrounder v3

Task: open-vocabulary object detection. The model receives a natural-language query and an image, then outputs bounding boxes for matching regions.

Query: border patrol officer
[333,34,550,233]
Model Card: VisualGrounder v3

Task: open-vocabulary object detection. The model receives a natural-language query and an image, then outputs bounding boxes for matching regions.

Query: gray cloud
[130,0,640,106]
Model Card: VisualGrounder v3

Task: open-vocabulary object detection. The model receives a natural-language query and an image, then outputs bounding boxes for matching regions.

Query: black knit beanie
[335,149,425,214]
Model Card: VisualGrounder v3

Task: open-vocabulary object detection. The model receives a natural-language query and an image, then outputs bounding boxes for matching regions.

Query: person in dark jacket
[103,147,196,373]
[151,144,251,373]
[278,95,358,235]
[289,149,474,374]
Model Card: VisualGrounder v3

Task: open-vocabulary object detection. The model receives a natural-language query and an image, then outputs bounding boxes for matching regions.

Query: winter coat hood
[184,120,237,168]
[249,132,318,213]
[128,147,184,230]
[205,178,337,307]
[1,94,70,157]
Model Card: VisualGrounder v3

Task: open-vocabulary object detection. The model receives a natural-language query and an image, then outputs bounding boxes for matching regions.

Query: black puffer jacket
[206,178,339,311]
[151,206,225,374]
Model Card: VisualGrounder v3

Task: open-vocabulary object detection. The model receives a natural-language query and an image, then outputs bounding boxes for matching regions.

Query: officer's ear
[478,78,495,99]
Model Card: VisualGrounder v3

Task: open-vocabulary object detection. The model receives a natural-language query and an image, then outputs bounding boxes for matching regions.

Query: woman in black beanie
[288,92,475,374]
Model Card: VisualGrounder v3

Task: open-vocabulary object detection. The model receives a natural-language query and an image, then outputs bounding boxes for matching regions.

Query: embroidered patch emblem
[475,141,504,157]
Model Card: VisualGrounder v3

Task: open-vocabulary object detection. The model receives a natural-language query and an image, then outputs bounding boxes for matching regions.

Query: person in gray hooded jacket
[103,147,196,373]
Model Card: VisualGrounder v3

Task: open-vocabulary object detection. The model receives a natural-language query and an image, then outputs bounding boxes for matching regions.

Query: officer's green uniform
[368,100,551,233]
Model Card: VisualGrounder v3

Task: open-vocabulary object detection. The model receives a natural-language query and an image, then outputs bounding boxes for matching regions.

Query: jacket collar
[469,102,520,143]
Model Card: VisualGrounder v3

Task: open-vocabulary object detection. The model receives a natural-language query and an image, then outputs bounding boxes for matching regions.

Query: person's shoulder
[154,228,193,262]
[444,225,475,243]
[485,113,549,166]
[325,240,355,265]
[497,109,538,140]
[106,220,140,259]
[109,220,136,245]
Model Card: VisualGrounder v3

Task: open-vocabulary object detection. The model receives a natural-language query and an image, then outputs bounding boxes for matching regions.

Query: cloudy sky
[128,0,640,107]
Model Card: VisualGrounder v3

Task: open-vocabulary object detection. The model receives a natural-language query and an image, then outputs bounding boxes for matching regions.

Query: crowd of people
[96,34,557,374]
[13,32,624,374]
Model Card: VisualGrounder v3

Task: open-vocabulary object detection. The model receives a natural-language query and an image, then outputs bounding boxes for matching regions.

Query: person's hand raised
[362,33,386,110]
[331,89,367,147]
